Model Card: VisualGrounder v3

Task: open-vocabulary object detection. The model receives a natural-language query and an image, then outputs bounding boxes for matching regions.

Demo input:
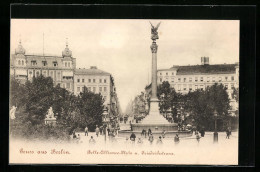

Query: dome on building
[62,40,72,57]
[15,40,26,55]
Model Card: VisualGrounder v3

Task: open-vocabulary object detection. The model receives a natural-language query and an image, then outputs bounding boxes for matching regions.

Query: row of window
[77,86,107,93]
[28,70,72,82]
[31,60,59,67]
[17,60,26,66]
[77,78,107,83]
[175,83,235,91]
[159,76,235,83]
[20,60,72,67]
[159,72,174,76]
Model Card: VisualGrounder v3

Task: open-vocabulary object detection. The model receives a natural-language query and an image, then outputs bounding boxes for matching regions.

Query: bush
[10,117,70,141]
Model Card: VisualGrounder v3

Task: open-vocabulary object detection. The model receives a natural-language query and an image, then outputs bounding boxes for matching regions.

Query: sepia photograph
[9,19,239,165]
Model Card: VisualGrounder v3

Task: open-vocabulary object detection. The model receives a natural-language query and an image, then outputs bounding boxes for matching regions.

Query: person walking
[77,134,81,143]
[200,128,205,137]
[156,136,163,145]
[95,126,100,137]
[141,129,145,137]
[84,126,88,136]
[89,136,96,145]
[144,129,147,138]
[162,130,166,138]
[130,132,136,143]
[226,127,230,139]
[72,129,77,139]
[100,126,103,135]
[196,133,200,143]
[148,128,152,136]
[148,133,154,144]
[174,134,180,144]
[107,128,110,135]
[137,138,143,145]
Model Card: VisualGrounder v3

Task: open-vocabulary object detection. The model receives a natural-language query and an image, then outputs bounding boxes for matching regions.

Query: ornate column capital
[150,42,158,53]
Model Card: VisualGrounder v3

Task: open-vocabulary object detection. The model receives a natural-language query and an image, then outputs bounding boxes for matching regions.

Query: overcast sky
[10,19,239,112]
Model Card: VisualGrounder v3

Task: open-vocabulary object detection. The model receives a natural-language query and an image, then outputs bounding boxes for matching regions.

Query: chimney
[201,57,209,65]
[90,66,97,69]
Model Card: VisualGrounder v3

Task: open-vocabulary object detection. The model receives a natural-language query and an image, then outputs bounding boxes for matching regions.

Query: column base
[149,100,160,115]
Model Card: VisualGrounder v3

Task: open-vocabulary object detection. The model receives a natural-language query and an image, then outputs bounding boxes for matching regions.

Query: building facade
[146,57,239,116]
[10,40,121,118]
[10,40,76,92]
[74,66,121,118]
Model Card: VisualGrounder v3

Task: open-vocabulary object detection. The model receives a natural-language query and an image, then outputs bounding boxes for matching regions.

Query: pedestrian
[95,126,100,137]
[100,126,103,135]
[226,128,230,139]
[174,134,180,144]
[89,136,96,144]
[144,129,147,138]
[148,133,154,144]
[148,128,152,136]
[107,128,110,135]
[196,133,200,143]
[141,129,145,137]
[156,136,163,145]
[162,130,166,138]
[178,122,181,131]
[130,132,136,142]
[72,130,77,139]
[229,127,232,136]
[77,134,81,143]
[200,128,205,137]
[84,126,88,136]
[125,137,129,144]
[195,130,198,135]
[137,137,143,145]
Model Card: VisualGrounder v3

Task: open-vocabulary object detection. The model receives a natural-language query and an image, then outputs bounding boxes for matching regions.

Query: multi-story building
[10,40,121,118]
[146,57,239,116]
[74,66,120,116]
[10,40,76,92]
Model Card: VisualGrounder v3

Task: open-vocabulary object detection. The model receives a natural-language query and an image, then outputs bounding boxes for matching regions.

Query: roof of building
[157,64,237,75]
[175,64,236,75]
[75,67,110,76]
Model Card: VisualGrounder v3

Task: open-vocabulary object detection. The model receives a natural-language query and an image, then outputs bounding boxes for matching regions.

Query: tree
[185,83,231,131]
[232,87,239,102]
[157,81,182,122]
[10,76,106,139]
[25,75,55,125]
[10,77,27,108]
[76,86,104,131]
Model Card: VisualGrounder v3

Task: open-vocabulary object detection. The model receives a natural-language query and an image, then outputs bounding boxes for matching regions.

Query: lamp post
[102,107,109,143]
[213,110,218,143]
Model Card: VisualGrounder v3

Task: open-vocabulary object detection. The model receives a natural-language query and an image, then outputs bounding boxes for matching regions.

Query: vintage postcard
[9,19,239,165]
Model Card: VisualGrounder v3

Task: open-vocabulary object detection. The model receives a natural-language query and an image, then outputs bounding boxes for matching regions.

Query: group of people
[84,125,118,137]
[128,128,181,145]
[129,132,161,145]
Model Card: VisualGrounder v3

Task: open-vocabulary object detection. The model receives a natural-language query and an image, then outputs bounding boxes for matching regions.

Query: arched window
[68,62,70,67]
[22,60,24,65]
[65,62,67,67]
[18,60,21,65]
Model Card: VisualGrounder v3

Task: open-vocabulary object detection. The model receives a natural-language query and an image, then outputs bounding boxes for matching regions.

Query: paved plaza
[73,131,238,149]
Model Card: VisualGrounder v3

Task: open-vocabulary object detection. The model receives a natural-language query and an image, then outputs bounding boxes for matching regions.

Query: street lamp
[213,110,218,143]
[102,107,109,142]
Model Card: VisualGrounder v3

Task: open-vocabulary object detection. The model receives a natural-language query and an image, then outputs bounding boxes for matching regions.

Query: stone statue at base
[10,106,17,120]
